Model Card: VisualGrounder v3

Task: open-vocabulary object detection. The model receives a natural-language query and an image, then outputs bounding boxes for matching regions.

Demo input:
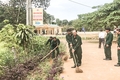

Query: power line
[69,0,92,8]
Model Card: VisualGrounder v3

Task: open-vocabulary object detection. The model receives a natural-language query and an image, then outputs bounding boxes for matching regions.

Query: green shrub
[0,42,15,68]
[0,49,14,68]
[28,36,50,56]
[0,42,15,75]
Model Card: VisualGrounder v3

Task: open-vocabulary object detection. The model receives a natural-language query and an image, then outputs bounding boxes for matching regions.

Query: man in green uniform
[51,37,60,59]
[114,29,120,67]
[104,28,113,60]
[66,29,73,59]
[71,30,82,68]
[46,36,53,46]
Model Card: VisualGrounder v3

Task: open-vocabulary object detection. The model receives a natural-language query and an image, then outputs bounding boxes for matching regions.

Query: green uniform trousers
[73,46,82,66]
[117,50,120,65]
[68,43,73,58]
[52,47,59,59]
[104,46,112,59]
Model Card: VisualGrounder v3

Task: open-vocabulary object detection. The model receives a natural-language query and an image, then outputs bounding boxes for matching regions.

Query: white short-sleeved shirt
[99,32,105,38]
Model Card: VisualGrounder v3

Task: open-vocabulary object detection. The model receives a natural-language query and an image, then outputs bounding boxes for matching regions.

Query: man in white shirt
[99,29,105,48]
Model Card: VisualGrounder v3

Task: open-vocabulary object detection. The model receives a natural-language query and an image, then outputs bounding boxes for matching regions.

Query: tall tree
[56,18,62,26]
[32,0,50,9]
[43,11,55,24]
[0,0,51,25]
[62,19,68,26]
[68,20,73,26]
[72,0,120,31]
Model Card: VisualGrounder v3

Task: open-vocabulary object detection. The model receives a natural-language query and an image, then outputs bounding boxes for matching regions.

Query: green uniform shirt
[46,39,52,45]
[51,39,60,49]
[118,34,120,47]
[105,32,113,46]
[72,34,82,50]
[66,33,72,44]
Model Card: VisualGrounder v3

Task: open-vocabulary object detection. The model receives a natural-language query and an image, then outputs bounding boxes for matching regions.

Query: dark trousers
[104,46,112,59]
[99,38,104,48]
[68,43,73,58]
[52,47,59,59]
[117,50,120,64]
[73,46,82,66]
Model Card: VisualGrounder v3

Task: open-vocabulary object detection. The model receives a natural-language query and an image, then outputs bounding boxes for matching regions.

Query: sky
[1,0,8,3]
[1,0,113,21]
[46,0,113,21]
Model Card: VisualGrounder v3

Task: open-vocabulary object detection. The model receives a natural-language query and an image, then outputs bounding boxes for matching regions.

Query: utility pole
[26,0,32,25]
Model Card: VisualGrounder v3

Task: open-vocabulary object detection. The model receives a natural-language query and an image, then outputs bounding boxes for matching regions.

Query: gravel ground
[60,39,120,80]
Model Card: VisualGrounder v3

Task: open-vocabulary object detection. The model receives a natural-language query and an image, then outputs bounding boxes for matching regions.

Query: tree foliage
[15,24,34,50]
[43,10,55,24]
[72,0,120,31]
[0,0,26,25]
[32,0,50,9]
[9,0,50,9]
[0,24,15,43]
[0,0,51,27]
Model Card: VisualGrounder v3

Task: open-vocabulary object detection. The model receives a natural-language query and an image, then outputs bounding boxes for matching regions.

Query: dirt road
[60,40,120,80]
